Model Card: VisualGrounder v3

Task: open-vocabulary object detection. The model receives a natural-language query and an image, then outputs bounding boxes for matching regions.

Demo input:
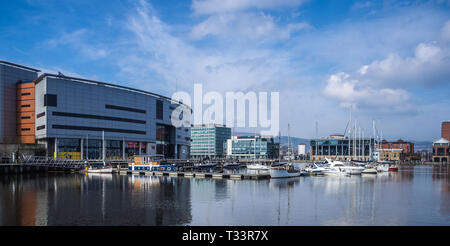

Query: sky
[1,0,450,141]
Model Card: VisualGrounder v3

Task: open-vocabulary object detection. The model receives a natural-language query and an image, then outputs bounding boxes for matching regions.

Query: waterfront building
[190,124,231,159]
[1,60,191,160]
[432,121,450,164]
[376,148,403,161]
[1,61,40,144]
[432,138,449,163]
[379,139,414,154]
[378,139,415,161]
[225,136,277,160]
[310,134,376,161]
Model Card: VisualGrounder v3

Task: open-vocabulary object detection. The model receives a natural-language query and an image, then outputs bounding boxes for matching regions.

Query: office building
[310,134,376,161]
[1,60,191,160]
[225,136,277,160]
[1,61,39,143]
[190,124,231,159]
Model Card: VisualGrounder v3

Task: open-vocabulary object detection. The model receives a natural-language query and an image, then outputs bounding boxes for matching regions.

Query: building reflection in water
[0,173,49,226]
[0,173,192,226]
[432,165,450,217]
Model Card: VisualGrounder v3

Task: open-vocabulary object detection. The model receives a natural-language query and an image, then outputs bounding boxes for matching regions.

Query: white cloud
[120,0,296,94]
[322,35,450,114]
[45,29,108,60]
[191,0,308,15]
[190,12,309,40]
[357,42,450,88]
[323,72,413,114]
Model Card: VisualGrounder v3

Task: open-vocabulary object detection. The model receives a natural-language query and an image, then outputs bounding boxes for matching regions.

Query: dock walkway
[115,169,270,180]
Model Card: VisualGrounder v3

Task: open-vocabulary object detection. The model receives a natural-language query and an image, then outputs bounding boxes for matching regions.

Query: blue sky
[1,0,450,141]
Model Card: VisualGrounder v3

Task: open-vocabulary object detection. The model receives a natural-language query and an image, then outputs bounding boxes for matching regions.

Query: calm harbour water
[0,165,449,226]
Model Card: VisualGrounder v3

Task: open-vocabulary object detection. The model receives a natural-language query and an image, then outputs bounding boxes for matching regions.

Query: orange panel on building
[17,82,35,144]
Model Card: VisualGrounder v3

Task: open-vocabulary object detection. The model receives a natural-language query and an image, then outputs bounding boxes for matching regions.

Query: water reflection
[0,165,449,226]
[0,173,192,225]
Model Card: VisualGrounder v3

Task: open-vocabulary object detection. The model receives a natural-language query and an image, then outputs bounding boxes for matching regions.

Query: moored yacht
[323,158,364,175]
[246,163,270,170]
[361,167,378,174]
[304,163,326,175]
[269,164,304,178]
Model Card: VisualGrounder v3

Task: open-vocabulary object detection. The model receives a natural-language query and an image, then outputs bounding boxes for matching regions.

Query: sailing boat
[270,124,303,178]
[85,131,113,173]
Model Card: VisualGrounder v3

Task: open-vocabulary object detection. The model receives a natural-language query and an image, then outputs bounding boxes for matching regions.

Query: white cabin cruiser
[85,166,113,173]
[362,167,378,174]
[304,163,326,175]
[323,158,364,175]
[246,163,270,170]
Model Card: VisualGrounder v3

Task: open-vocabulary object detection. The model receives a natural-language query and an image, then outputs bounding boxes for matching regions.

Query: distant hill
[412,141,433,151]
[233,132,433,152]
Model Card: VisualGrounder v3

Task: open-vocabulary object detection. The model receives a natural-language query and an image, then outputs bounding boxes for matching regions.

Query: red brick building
[380,139,414,154]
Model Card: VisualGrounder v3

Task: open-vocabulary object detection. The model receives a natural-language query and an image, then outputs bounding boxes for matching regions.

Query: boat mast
[370,119,375,160]
[315,121,318,159]
[362,130,365,161]
[278,130,281,163]
[288,124,291,160]
[348,107,352,161]
[359,127,361,161]
[102,130,105,165]
[353,121,356,160]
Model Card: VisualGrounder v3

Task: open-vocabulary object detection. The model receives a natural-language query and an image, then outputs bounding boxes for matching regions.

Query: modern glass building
[0,61,40,144]
[310,134,376,161]
[1,60,191,160]
[225,136,277,160]
[190,124,231,159]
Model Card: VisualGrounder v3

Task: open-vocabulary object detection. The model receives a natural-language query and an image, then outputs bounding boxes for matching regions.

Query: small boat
[128,155,176,171]
[376,164,389,172]
[194,162,218,168]
[223,163,241,169]
[246,163,270,170]
[269,164,303,178]
[85,166,113,173]
[271,162,288,167]
[375,161,397,172]
[304,163,326,175]
[362,167,378,174]
[323,158,364,175]
[388,165,399,172]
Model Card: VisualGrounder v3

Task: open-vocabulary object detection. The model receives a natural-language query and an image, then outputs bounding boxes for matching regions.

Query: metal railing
[21,156,86,170]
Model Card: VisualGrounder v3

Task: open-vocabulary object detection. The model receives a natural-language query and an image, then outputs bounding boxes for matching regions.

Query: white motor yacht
[246,163,270,170]
[85,167,113,173]
[362,167,378,174]
[304,163,326,175]
[323,158,364,175]
[376,164,389,172]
